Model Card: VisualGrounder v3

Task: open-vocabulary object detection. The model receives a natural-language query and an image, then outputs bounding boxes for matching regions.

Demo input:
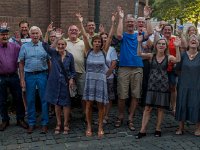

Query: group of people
[0,4,200,139]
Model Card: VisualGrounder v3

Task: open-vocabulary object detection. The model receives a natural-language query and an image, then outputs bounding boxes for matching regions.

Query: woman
[175,34,200,136]
[100,32,117,124]
[135,36,181,139]
[76,13,115,137]
[42,37,76,134]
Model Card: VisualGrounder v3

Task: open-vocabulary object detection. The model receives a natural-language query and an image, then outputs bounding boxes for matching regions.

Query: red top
[167,36,176,72]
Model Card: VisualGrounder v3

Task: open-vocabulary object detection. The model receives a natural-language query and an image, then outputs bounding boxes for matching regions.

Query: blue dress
[82,50,108,104]
[176,52,200,123]
[42,42,76,106]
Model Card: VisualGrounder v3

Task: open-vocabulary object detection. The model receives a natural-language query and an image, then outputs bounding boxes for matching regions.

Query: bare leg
[118,99,125,119]
[128,97,138,121]
[140,106,152,133]
[85,101,93,136]
[176,121,184,135]
[55,105,62,126]
[170,85,176,113]
[63,106,70,126]
[104,100,112,120]
[156,108,164,131]
[97,102,105,133]
[63,106,70,134]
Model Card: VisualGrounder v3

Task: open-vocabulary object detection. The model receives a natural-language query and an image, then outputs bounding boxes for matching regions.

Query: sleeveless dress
[82,50,108,104]
[145,55,169,108]
[176,52,200,123]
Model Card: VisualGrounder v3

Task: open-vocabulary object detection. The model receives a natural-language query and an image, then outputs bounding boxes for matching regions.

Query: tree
[150,0,200,27]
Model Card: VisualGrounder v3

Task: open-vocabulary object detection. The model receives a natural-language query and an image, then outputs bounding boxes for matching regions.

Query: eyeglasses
[69,29,78,32]
[157,43,166,46]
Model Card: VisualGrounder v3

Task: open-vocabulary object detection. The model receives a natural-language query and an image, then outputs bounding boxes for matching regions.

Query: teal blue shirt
[119,32,143,67]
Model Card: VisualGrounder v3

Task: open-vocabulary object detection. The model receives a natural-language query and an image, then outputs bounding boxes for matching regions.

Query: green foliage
[150,0,200,26]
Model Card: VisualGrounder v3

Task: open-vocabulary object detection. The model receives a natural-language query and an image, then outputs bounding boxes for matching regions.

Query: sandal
[85,129,93,137]
[127,120,135,131]
[175,129,184,135]
[54,125,61,134]
[114,118,123,127]
[154,130,161,137]
[98,130,104,138]
[194,130,200,136]
[63,125,70,135]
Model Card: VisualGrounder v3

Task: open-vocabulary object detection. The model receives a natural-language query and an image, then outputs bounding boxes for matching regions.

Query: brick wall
[0,0,145,36]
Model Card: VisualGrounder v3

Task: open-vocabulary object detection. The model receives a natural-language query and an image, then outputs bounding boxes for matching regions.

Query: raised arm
[51,28,63,48]
[137,34,152,59]
[169,37,181,63]
[144,6,153,36]
[116,6,124,40]
[104,13,116,52]
[44,22,54,43]
[76,13,90,54]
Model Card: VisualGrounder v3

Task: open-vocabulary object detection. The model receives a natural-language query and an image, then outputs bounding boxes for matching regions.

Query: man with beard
[0,23,28,131]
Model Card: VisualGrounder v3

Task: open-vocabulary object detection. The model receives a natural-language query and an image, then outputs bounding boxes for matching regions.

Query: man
[9,20,31,45]
[0,24,28,131]
[85,20,98,48]
[66,25,86,116]
[115,6,152,130]
[18,26,49,134]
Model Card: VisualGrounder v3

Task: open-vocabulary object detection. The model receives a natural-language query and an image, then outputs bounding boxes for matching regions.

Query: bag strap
[57,56,68,84]
[85,49,109,71]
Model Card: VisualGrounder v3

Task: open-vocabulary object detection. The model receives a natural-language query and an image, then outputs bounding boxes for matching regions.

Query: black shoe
[40,125,48,134]
[0,121,9,131]
[135,132,146,139]
[154,130,161,137]
[27,126,35,134]
[17,119,28,129]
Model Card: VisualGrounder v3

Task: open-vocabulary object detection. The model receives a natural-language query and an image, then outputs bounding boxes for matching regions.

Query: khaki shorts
[75,72,85,96]
[117,67,143,99]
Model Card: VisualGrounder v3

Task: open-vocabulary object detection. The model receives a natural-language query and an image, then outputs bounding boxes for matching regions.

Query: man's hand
[76,13,83,23]
[117,6,124,19]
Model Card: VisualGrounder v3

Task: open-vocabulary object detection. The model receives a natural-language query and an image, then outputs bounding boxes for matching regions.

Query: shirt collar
[0,42,8,48]
[31,41,41,46]
[66,38,80,43]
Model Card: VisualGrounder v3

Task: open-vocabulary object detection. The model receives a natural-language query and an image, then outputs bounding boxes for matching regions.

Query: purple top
[0,42,20,74]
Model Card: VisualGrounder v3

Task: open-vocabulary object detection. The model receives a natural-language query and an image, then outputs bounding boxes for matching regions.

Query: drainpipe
[134,0,139,19]
[94,0,100,33]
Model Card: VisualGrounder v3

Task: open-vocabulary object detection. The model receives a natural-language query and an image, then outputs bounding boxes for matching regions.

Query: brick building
[0,0,145,35]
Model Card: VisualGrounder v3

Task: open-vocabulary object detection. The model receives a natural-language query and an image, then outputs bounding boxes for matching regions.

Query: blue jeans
[0,74,25,122]
[25,72,48,126]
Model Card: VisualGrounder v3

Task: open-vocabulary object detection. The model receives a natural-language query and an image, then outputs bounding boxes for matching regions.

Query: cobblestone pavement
[0,105,200,150]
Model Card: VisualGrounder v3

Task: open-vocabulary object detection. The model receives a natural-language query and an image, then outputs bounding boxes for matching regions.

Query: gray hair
[29,26,42,36]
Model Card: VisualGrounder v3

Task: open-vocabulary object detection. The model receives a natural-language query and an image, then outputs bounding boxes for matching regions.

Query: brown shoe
[27,126,35,134]
[40,125,48,134]
[17,120,28,129]
[0,121,9,131]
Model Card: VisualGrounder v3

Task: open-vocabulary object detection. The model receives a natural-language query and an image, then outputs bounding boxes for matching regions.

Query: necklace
[187,51,198,60]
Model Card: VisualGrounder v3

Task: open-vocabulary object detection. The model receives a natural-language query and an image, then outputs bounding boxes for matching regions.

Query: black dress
[145,55,169,108]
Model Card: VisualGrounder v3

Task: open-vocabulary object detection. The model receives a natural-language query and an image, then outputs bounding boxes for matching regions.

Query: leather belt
[0,73,17,77]
[26,70,47,74]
